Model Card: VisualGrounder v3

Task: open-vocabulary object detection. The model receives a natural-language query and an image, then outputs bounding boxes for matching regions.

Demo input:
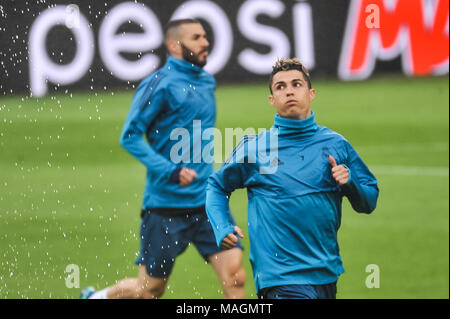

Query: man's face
[178,23,210,67]
[269,70,315,120]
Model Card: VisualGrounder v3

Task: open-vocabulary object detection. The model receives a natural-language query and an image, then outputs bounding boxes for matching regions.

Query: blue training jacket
[206,111,379,291]
[120,56,216,209]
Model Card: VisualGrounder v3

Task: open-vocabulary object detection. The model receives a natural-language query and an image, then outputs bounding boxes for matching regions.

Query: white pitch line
[372,166,449,177]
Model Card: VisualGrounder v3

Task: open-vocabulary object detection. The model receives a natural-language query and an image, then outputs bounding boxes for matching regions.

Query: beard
[181,43,208,67]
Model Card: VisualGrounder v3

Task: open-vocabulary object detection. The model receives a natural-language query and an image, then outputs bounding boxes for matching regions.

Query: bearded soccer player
[206,58,379,299]
[81,19,245,299]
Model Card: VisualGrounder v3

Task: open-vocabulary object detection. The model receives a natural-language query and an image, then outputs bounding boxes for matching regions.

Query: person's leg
[105,265,168,299]
[89,211,187,299]
[191,211,246,299]
[208,248,246,299]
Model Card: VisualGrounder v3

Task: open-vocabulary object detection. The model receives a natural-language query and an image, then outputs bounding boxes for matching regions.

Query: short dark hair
[163,18,202,42]
[269,58,312,93]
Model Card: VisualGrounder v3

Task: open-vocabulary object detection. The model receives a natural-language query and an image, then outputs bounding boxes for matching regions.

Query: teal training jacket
[206,111,379,291]
[120,56,216,209]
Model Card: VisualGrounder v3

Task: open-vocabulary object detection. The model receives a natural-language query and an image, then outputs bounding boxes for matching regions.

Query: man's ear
[309,88,316,101]
[167,39,181,57]
[268,95,275,107]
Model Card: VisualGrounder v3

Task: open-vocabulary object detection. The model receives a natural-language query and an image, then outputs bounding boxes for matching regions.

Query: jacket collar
[272,111,319,138]
[165,56,204,75]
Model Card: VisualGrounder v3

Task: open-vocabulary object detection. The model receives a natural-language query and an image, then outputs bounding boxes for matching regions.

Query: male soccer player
[81,19,245,299]
[205,58,379,299]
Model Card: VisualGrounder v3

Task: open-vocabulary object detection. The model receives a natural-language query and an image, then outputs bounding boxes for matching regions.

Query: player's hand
[179,167,198,187]
[220,226,244,250]
[329,155,349,185]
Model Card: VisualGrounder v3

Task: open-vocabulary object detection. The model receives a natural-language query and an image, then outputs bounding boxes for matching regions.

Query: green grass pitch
[0,76,448,298]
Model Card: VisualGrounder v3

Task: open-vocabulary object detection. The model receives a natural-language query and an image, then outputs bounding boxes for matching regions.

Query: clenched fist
[179,167,198,187]
[220,226,244,250]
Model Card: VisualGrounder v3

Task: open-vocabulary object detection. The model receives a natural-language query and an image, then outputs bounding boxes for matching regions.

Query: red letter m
[339,0,449,80]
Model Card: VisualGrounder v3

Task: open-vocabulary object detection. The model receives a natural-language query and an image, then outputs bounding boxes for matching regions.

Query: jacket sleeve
[340,140,379,213]
[206,138,257,247]
[119,77,177,180]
